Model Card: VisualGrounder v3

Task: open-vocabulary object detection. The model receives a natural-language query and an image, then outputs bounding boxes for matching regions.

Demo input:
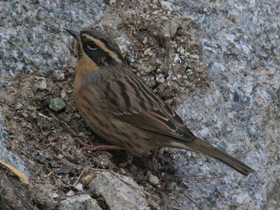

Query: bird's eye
[86,41,98,50]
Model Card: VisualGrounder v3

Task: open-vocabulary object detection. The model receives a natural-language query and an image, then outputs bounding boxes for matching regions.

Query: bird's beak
[64,29,80,39]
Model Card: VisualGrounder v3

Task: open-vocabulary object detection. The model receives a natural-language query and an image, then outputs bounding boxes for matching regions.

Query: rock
[74,183,83,192]
[88,171,150,210]
[66,190,75,197]
[0,91,12,102]
[34,76,47,90]
[160,15,181,38]
[53,70,65,81]
[265,177,280,210]
[61,89,67,98]
[52,193,59,199]
[49,98,66,112]
[0,170,34,210]
[60,195,102,210]
[15,103,23,110]
[156,73,165,83]
[160,1,174,11]
[31,183,58,209]
[148,174,159,185]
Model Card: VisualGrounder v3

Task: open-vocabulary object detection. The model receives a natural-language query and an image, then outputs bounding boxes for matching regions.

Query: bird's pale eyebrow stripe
[82,34,122,64]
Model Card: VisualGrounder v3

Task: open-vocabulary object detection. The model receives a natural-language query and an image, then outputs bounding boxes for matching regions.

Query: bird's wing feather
[96,67,195,142]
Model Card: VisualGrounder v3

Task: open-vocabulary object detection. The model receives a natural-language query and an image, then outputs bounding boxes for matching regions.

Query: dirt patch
[1,67,186,209]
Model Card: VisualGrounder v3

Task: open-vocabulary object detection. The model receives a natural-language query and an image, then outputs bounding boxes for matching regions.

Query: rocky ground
[0,0,279,210]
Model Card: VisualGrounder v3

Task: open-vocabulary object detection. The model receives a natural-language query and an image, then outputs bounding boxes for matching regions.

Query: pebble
[34,76,47,90]
[156,74,165,83]
[15,103,23,110]
[61,89,66,98]
[160,1,173,11]
[74,183,84,191]
[66,190,75,197]
[53,70,65,81]
[49,97,66,112]
[148,173,159,185]
[52,193,59,199]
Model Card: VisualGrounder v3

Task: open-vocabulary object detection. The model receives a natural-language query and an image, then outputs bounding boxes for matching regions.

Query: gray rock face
[88,171,150,210]
[174,0,280,209]
[0,0,108,78]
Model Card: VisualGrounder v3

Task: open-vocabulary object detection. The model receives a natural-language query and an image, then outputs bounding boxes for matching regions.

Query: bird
[65,28,254,176]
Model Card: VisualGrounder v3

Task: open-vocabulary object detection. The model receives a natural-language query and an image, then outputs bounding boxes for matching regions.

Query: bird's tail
[175,137,254,176]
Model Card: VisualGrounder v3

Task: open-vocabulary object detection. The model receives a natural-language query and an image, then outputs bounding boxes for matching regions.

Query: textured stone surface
[49,97,66,112]
[173,0,280,209]
[60,195,102,210]
[89,171,150,210]
[265,177,280,210]
[0,170,33,210]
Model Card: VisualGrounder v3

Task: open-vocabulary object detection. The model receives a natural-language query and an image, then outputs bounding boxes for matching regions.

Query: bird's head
[65,29,124,69]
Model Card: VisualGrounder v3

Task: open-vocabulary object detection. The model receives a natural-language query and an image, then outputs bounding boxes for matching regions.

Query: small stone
[54,165,74,174]
[148,174,159,185]
[129,165,138,174]
[61,89,66,98]
[119,162,128,168]
[74,183,84,191]
[49,98,66,112]
[52,193,59,199]
[58,154,64,159]
[15,103,23,110]
[34,76,47,90]
[60,195,102,210]
[174,54,181,63]
[66,190,75,197]
[156,74,165,83]
[144,48,151,56]
[53,70,65,81]
[179,47,185,54]
[160,16,168,21]
[160,1,173,11]
[227,112,234,119]
[74,113,81,118]
[78,132,86,138]
[0,91,12,102]
[120,168,126,174]
[21,112,28,118]
[155,58,162,64]
[88,171,149,210]
[143,37,148,44]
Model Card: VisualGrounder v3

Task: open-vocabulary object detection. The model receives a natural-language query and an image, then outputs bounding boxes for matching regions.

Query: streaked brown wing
[96,67,195,142]
[117,109,195,141]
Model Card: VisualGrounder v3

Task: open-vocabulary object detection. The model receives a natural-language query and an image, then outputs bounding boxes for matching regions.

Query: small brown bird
[65,28,253,176]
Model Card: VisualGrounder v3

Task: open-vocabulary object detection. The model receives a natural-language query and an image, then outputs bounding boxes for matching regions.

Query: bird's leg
[148,148,158,172]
